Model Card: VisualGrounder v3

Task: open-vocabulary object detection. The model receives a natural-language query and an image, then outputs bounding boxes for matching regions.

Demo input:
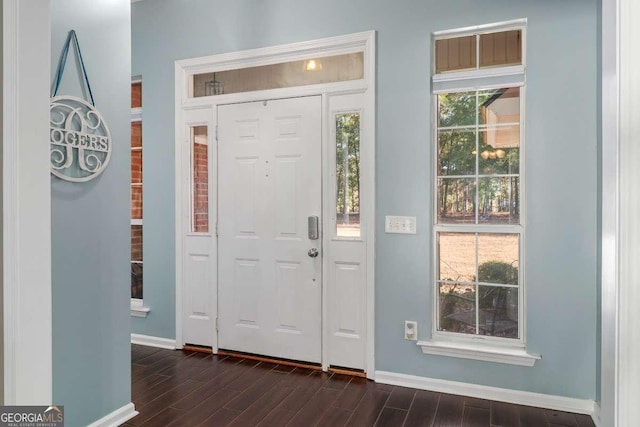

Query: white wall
[2,0,52,405]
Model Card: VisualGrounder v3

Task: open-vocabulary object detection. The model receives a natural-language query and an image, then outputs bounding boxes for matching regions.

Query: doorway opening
[175,32,376,377]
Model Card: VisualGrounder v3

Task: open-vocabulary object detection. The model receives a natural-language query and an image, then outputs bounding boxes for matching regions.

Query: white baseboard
[87,402,138,427]
[375,371,597,417]
[131,333,177,350]
[592,402,601,427]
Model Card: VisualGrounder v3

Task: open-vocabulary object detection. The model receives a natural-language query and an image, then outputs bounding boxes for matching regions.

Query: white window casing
[421,19,540,366]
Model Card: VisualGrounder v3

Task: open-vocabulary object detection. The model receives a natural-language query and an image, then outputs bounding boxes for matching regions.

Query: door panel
[218,96,322,363]
[182,111,217,347]
[326,93,368,370]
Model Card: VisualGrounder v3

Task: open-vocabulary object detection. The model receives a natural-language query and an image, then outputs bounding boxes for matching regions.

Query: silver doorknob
[308,248,319,258]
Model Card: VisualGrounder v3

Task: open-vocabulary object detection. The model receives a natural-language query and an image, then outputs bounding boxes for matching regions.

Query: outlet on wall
[404,320,417,340]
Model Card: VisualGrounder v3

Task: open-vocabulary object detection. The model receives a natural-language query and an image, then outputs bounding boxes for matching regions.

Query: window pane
[438,283,476,335]
[438,130,476,176]
[437,178,475,224]
[131,82,142,108]
[131,149,142,184]
[131,223,143,297]
[479,126,519,175]
[438,91,476,127]
[131,225,143,262]
[478,177,519,224]
[131,263,143,299]
[477,233,519,285]
[192,52,363,97]
[435,36,477,74]
[478,286,518,338]
[131,121,142,148]
[478,87,520,126]
[479,30,522,69]
[191,126,209,233]
[131,185,143,219]
[336,113,361,238]
[438,232,476,282]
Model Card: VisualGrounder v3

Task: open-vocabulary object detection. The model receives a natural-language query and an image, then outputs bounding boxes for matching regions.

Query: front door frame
[174,31,376,377]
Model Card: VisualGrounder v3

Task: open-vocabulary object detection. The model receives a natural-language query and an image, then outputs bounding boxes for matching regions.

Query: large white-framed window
[131,77,149,317]
[420,20,539,366]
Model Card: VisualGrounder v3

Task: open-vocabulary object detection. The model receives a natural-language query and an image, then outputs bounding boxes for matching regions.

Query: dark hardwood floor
[125,345,595,427]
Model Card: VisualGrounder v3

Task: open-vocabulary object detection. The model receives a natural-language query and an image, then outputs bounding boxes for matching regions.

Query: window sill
[131,301,150,318]
[417,340,540,367]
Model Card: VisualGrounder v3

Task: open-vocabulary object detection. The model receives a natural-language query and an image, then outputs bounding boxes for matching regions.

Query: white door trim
[175,31,376,378]
[601,0,640,425]
[3,0,53,404]
[618,0,640,419]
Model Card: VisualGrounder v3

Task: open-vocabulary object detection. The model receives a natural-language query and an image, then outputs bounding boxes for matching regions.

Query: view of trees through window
[437,88,520,224]
[336,112,361,237]
[436,87,522,340]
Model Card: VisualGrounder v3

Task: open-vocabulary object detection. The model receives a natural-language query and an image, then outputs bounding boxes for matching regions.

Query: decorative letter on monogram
[50,96,112,182]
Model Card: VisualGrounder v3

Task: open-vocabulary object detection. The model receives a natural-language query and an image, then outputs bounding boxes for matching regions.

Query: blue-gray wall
[132,0,598,399]
[51,1,132,425]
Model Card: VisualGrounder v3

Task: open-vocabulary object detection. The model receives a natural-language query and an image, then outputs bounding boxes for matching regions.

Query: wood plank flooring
[125,345,595,427]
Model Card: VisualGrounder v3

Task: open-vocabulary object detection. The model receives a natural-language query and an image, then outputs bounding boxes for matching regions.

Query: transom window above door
[189,52,364,97]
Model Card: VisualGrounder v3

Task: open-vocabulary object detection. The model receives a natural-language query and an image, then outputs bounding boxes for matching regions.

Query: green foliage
[438,91,476,127]
[437,90,520,221]
[336,113,360,215]
[477,261,518,285]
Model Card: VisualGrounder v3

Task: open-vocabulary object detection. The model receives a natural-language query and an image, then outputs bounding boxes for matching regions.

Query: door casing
[175,31,376,377]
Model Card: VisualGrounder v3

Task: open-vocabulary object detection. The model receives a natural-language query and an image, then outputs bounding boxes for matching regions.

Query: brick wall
[131,225,143,261]
[131,82,142,108]
[131,121,142,147]
[193,141,209,232]
[131,147,143,219]
[131,122,142,219]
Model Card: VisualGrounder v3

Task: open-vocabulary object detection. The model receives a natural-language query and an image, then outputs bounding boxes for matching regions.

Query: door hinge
[215,125,218,141]
[215,222,219,237]
[215,317,219,331]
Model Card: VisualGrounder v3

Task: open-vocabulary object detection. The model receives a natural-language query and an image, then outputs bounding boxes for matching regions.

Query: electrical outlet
[385,216,417,234]
[404,320,418,340]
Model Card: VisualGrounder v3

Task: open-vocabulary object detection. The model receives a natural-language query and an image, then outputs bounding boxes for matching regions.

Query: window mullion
[475,232,480,335]
[475,91,479,225]
[474,90,480,335]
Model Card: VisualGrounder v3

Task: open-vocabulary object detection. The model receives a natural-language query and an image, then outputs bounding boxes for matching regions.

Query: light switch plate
[385,216,417,234]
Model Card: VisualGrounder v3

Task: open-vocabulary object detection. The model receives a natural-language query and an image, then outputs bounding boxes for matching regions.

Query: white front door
[217,96,322,363]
